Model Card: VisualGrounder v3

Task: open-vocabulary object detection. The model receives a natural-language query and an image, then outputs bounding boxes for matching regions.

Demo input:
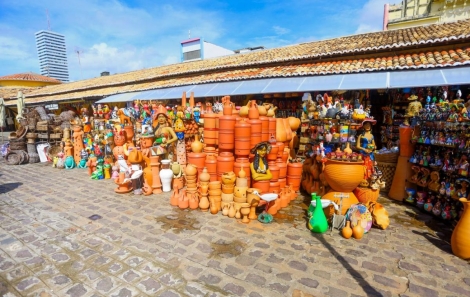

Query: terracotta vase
[191,134,204,153]
[170,187,179,206]
[344,142,353,154]
[150,156,162,194]
[283,118,293,142]
[275,118,287,142]
[189,192,199,209]
[352,219,364,240]
[178,191,189,209]
[288,117,301,131]
[323,160,364,192]
[341,221,353,239]
[210,197,219,214]
[228,202,236,218]
[248,100,260,119]
[199,194,210,211]
[451,198,470,259]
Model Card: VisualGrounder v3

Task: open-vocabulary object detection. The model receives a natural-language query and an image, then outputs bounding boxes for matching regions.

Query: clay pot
[279,177,286,189]
[170,187,179,206]
[178,191,189,209]
[323,159,364,192]
[276,118,287,142]
[191,134,204,153]
[239,106,249,118]
[124,125,135,143]
[268,117,276,136]
[140,136,154,149]
[217,152,235,179]
[341,221,353,239]
[451,198,470,259]
[354,187,380,204]
[269,162,280,181]
[185,163,198,176]
[221,171,236,185]
[114,132,126,146]
[234,158,251,184]
[287,162,303,177]
[288,117,301,131]
[209,181,221,190]
[258,104,267,116]
[252,180,270,193]
[187,152,207,176]
[352,219,364,240]
[248,100,260,119]
[276,159,287,179]
[199,167,211,182]
[205,154,218,182]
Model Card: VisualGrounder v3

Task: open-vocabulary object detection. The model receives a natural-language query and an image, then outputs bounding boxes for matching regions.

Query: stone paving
[0,162,469,297]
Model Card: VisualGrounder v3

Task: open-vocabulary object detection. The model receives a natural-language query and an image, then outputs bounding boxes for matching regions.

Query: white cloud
[355,0,390,34]
[273,25,290,35]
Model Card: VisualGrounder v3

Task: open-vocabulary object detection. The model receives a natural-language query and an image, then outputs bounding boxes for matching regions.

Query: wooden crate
[38,133,49,138]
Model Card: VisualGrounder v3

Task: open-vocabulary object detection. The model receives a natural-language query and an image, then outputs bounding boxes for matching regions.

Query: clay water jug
[344,142,353,154]
[189,193,199,209]
[199,167,211,182]
[248,100,260,119]
[352,219,364,239]
[199,194,210,211]
[451,198,470,259]
[170,187,179,206]
[341,221,353,239]
[228,202,236,218]
[178,190,189,209]
[191,134,204,153]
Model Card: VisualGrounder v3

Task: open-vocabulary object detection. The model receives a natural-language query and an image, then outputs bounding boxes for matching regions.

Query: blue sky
[0,0,390,82]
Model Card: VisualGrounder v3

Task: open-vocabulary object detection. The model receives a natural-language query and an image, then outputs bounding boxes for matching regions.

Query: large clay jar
[258,104,267,116]
[191,134,204,153]
[203,114,218,145]
[260,116,270,142]
[283,118,293,142]
[217,152,235,181]
[187,152,207,177]
[219,115,236,150]
[248,100,260,119]
[205,154,218,182]
[286,162,303,191]
[252,180,270,193]
[248,119,262,149]
[451,198,470,259]
[199,194,210,211]
[276,118,287,143]
[268,117,276,137]
[234,118,251,157]
[323,159,364,192]
[276,158,287,179]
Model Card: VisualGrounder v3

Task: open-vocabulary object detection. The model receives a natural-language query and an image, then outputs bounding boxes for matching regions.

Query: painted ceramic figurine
[152,105,177,159]
[250,142,273,181]
[356,118,377,161]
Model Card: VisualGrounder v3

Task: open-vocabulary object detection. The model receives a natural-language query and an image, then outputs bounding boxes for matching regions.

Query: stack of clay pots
[198,168,211,211]
[221,171,236,217]
[233,168,251,223]
[204,147,218,182]
[187,134,206,179]
[183,164,199,209]
[208,180,222,214]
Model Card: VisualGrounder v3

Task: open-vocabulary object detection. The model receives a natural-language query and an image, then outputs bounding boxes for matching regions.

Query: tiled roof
[21,19,470,103]
[1,87,40,106]
[22,47,470,105]
[0,73,62,84]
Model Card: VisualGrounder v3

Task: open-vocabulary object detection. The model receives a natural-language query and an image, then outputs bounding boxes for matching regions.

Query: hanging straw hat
[407,95,418,101]
[360,118,377,127]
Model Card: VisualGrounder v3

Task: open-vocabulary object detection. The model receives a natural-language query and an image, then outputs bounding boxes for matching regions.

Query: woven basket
[376,161,397,192]
[5,151,21,165]
[28,153,40,163]
[9,139,26,151]
[374,152,399,163]
[353,187,380,204]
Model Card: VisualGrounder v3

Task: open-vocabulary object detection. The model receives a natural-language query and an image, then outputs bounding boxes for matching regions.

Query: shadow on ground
[0,182,23,194]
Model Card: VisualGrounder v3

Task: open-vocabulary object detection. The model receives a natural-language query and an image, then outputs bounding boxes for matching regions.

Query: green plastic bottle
[308,193,329,233]
[307,192,317,218]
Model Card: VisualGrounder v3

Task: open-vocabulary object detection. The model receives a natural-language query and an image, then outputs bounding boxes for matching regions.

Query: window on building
[183,50,201,61]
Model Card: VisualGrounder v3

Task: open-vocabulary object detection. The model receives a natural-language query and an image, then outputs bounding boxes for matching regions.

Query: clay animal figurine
[77,158,87,169]
[91,165,104,180]
[64,155,76,169]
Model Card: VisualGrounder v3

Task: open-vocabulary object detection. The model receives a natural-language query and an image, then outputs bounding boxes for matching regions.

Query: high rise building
[35,30,69,82]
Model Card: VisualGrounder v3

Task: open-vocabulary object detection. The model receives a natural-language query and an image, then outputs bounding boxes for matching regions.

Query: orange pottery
[252,180,270,193]
[191,134,204,153]
[353,187,380,204]
[234,158,251,185]
[323,159,364,192]
[268,117,276,137]
[276,118,287,142]
[451,198,470,259]
[321,191,359,216]
[341,221,353,239]
[187,152,207,177]
[217,152,234,181]
[248,100,260,119]
[205,154,218,182]
[260,116,269,142]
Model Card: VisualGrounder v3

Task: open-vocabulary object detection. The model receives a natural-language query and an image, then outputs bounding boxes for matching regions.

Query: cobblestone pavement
[0,162,469,297]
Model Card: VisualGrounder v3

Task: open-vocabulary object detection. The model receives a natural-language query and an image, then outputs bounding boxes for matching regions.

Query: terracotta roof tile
[0,73,62,84]
[22,47,470,104]
[24,19,470,99]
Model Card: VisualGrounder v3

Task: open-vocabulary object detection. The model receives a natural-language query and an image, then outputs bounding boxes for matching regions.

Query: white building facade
[35,30,69,82]
[180,38,235,62]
